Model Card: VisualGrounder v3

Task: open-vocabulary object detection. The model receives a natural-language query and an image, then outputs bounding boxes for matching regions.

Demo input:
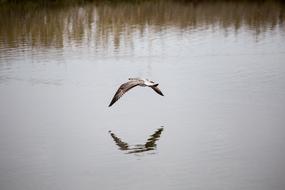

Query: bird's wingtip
[109,100,116,107]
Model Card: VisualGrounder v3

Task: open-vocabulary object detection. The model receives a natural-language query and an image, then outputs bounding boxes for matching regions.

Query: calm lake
[0,1,285,190]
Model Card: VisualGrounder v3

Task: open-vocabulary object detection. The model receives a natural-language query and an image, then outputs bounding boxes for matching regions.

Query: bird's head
[145,79,158,86]
[128,77,141,81]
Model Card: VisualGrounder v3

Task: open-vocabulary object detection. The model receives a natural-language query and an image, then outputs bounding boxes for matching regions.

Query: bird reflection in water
[109,127,164,155]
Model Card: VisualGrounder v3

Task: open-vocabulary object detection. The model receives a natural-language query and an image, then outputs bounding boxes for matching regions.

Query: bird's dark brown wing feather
[109,131,129,150]
[109,80,142,107]
[150,85,164,96]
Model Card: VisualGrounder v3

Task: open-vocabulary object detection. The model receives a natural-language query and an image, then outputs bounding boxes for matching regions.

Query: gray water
[0,1,285,190]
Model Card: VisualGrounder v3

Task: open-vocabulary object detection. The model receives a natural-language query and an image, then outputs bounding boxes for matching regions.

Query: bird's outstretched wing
[109,131,129,150]
[145,127,164,148]
[150,85,164,96]
[109,80,143,107]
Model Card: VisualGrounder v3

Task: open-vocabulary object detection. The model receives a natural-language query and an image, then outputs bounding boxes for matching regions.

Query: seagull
[109,127,164,154]
[108,78,164,107]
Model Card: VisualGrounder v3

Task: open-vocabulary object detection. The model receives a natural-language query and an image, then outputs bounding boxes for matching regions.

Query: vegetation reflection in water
[109,127,164,155]
[0,0,284,52]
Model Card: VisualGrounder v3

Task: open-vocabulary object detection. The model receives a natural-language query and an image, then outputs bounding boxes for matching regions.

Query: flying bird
[108,78,164,107]
[109,127,164,154]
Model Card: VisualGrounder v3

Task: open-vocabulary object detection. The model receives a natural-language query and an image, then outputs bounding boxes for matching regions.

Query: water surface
[0,1,285,190]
